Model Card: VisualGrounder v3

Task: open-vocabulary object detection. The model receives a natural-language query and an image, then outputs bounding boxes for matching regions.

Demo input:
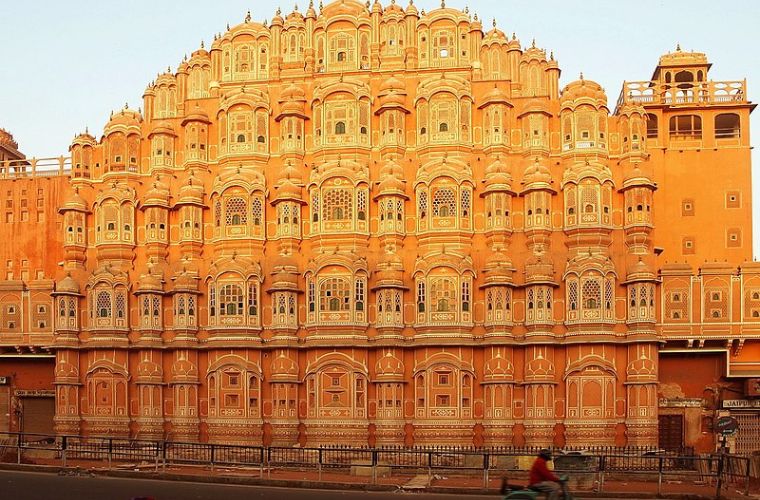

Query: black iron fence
[0,431,754,497]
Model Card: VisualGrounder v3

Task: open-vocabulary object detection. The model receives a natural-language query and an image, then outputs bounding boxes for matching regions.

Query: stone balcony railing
[0,156,71,179]
[616,79,747,111]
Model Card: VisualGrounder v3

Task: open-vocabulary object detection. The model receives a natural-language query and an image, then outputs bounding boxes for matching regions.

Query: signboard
[716,416,739,436]
[13,390,54,398]
[746,379,760,397]
[723,399,760,410]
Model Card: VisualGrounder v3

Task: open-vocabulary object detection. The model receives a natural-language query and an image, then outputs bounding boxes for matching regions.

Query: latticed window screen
[323,188,353,221]
[177,296,185,315]
[311,192,320,221]
[357,190,367,220]
[96,291,111,318]
[417,281,426,312]
[219,284,244,316]
[582,280,601,309]
[568,281,578,310]
[214,200,222,227]
[225,197,248,226]
[115,292,126,318]
[418,190,428,217]
[432,188,456,217]
[251,198,263,225]
[605,279,614,312]
[461,189,471,217]
[152,297,161,317]
[320,278,350,311]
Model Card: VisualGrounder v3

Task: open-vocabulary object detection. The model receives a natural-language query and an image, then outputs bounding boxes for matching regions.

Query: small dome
[155,70,176,87]
[561,76,607,105]
[483,26,508,45]
[271,352,299,380]
[136,359,163,380]
[383,0,404,15]
[321,0,368,18]
[137,272,163,293]
[143,177,171,207]
[177,171,205,205]
[61,188,88,212]
[278,83,307,117]
[172,270,199,292]
[172,356,198,378]
[622,164,656,190]
[71,131,96,148]
[523,157,552,187]
[105,107,142,135]
[480,84,510,107]
[626,257,655,283]
[271,7,284,25]
[306,0,317,18]
[405,0,418,15]
[526,354,554,379]
[658,46,707,67]
[376,158,406,196]
[375,351,404,380]
[380,75,404,94]
[56,275,81,295]
[148,121,175,138]
[55,359,79,380]
[483,157,513,193]
[285,6,305,23]
[484,352,515,381]
[182,106,211,126]
[275,177,303,201]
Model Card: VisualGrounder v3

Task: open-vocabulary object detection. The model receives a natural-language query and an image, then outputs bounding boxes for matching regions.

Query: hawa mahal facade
[0,0,757,451]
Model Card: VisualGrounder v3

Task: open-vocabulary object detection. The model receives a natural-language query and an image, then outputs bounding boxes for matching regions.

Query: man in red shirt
[529,449,562,500]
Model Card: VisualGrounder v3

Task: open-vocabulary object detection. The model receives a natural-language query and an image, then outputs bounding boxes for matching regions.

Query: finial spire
[200,40,204,49]
[441,0,445,7]
[580,71,584,81]
[531,38,536,48]
[245,10,251,22]
[676,43,681,51]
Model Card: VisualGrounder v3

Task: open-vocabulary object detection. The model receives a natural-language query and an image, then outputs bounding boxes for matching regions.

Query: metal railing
[0,431,754,497]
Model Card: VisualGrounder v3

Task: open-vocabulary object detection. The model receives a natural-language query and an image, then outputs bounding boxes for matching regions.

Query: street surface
[0,469,498,500]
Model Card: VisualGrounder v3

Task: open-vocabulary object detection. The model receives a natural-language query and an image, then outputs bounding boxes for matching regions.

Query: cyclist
[529,449,562,500]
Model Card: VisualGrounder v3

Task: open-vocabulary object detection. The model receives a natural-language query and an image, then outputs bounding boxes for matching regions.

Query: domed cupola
[484,351,515,383]
[142,176,171,209]
[375,351,405,382]
[104,106,142,137]
[177,170,205,206]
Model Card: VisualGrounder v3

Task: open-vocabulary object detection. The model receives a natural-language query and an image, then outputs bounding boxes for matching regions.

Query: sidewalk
[2,456,758,499]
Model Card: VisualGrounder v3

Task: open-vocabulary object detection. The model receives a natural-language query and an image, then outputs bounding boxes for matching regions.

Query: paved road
[0,469,498,500]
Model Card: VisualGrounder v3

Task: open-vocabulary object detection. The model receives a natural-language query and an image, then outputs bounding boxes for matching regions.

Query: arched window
[715,113,740,139]
[335,121,346,135]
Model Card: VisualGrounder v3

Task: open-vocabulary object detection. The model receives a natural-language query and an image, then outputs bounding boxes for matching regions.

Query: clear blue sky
[1,0,758,252]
